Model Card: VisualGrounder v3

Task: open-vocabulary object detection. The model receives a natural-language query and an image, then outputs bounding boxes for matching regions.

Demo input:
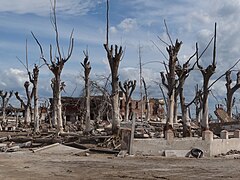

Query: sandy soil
[0,149,239,180]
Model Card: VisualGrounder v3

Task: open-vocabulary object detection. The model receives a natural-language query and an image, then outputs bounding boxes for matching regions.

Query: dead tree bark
[32,0,74,133]
[142,78,150,121]
[160,39,182,128]
[81,50,91,134]
[175,53,196,137]
[91,75,112,123]
[194,85,203,124]
[119,80,136,121]
[15,82,32,126]
[0,90,13,129]
[104,0,123,134]
[225,70,240,119]
[197,23,217,130]
[28,65,40,133]
[17,40,40,132]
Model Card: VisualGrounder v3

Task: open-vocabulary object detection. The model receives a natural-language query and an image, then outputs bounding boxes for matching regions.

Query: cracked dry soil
[0,151,239,180]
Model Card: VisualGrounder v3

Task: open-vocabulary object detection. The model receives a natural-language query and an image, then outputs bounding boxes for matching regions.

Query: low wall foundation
[132,130,240,157]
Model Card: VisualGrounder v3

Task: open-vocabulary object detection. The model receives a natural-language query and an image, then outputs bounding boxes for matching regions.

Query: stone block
[202,130,213,141]
[164,150,190,157]
[220,130,228,139]
[165,129,174,141]
[234,130,240,138]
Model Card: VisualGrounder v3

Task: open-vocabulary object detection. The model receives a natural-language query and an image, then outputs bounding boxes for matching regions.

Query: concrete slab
[33,143,84,155]
[164,150,190,157]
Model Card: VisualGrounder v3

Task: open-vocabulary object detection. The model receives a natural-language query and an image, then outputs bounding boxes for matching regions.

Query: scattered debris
[215,149,240,157]
[190,148,203,158]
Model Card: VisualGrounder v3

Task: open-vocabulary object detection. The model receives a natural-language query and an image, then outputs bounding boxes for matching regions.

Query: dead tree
[32,0,74,133]
[81,50,91,133]
[15,81,32,126]
[119,80,136,121]
[17,40,40,132]
[104,0,123,134]
[29,65,40,133]
[142,78,150,121]
[175,53,196,137]
[0,90,13,129]
[160,39,182,128]
[91,75,112,123]
[225,70,240,118]
[194,85,203,123]
[196,23,217,130]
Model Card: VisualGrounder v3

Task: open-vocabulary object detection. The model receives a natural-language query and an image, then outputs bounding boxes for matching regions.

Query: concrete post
[220,130,228,139]
[202,130,213,141]
[129,113,136,155]
[234,130,240,138]
[165,129,174,143]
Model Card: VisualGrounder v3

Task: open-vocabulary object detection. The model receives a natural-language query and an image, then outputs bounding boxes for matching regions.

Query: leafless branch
[157,35,170,47]
[164,19,173,46]
[151,40,168,61]
[198,36,214,60]
[16,57,28,71]
[208,58,240,90]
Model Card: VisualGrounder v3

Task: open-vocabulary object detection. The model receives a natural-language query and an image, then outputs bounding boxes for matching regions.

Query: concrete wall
[132,138,211,156]
[132,130,240,157]
[210,138,240,156]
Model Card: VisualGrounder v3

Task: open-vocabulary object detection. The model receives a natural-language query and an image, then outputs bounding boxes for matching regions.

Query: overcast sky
[1,0,240,116]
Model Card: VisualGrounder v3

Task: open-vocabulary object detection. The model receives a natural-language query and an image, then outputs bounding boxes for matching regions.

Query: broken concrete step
[164,150,191,157]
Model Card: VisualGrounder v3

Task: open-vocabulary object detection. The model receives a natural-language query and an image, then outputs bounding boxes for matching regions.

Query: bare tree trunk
[15,82,32,126]
[194,85,203,124]
[168,90,175,127]
[112,79,120,133]
[0,91,13,126]
[179,87,188,137]
[55,75,63,133]
[51,79,57,127]
[25,106,31,125]
[103,0,123,134]
[146,99,150,121]
[225,71,240,119]
[173,95,178,123]
[33,91,39,132]
[197,23,217,130]
[81,50,91,134]
[119,80,136,121]
[160,39,182,129]
[29,65,40,133]
[32,0,74,134]
[142,78,149,121]
[202,96,209,129]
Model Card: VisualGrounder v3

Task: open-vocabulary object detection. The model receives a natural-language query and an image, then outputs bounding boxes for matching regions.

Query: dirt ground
[0,149,239,180]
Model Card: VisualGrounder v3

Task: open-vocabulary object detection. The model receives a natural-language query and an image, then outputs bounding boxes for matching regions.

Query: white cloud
[0,68,27,91]
[118,18,138,32]
[110,26,118,34]
[0,0,104,16]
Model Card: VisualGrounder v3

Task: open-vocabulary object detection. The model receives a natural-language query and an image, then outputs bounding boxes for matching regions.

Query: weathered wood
[59,132,81,137]
[64,142,88,150]
[160,39,182,128]
[196,23,217,130]
[0,90,13,128]
[119,80,136,121]
[89,148,119,154]
[32,143,60,153]
[33,138,62,144]
[0,136,9,143]
[32,0,74,133]
[10,137,33,143]
[81,50,91,134]
[104,0,123,134]
[129,114,136,155]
